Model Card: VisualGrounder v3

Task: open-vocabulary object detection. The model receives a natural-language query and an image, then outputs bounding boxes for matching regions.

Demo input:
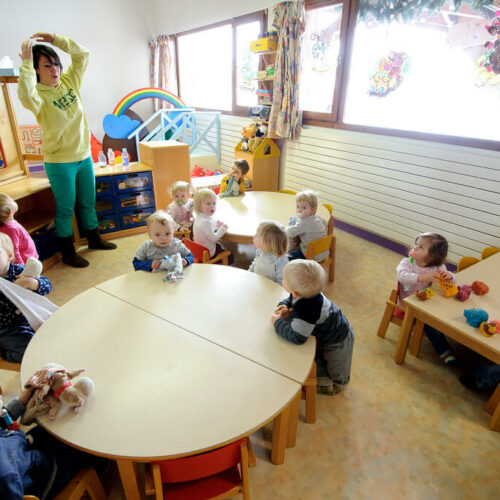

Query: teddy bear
[241,124,256,152]
[20,363,94,425]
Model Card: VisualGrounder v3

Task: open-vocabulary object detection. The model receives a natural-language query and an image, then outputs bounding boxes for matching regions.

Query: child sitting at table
[193,188,232,262]
[166,181,194,231]
[0,193,38,265]
[249,220,289,285]
[271,259,354,395]
[0,233,53,362]
[133,211,194,272]
[286,190,327,261]
[397,232,458,366]
[219,159,249,198]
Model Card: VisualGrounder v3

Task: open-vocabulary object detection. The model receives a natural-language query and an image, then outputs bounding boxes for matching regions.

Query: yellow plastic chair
[323,203,334,235]
[278,189,296,195]
[305,234,336,282]
[481,247,500,260]
[457,256,480,272]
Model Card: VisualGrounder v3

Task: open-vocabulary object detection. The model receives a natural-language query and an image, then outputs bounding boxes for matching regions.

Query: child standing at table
[0,233,52,362]
[219,159,249,198]
[271,260,354,395]
[0,193,38,265]
[193,188,232,262]
[286,190,327,261]
[249,220,289,285]
[133,211,194,272]
[397,232,458,366]
[166,181,194,231]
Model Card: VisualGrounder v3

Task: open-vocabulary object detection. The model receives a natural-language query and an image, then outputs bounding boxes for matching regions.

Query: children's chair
[183,239,232,265]
[323,203,335,236]
[481,247,500,260]
[278,189,296,195]
[305,234,336,283]
[457,256,480,272]
[174,227,192,240]
[0,356,21,372]
[24,467,107,500]
[146,438,250,500]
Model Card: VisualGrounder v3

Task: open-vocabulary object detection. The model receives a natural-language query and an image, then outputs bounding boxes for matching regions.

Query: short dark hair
[32,44,62,82]
[234,159,249,176]
[415,232,449,267]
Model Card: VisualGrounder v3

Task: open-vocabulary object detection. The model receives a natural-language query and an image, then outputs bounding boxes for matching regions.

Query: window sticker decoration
[474,11,500,86]
[311,30,332,72]
[368,51,409,97]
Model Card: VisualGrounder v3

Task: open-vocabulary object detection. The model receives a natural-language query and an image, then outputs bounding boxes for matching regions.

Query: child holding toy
[0,233,53,362]
[219,159,249,198]
[0,193,38,264]
[193,188,233,262]
[133,211,194,272]
[249,220,289,284]
[286,190,327,261]
[397,232,458,365]
[271,260,354,395]
[167,181,194,229]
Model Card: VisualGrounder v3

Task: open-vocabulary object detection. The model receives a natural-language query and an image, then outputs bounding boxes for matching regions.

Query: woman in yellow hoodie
[18,32,116,268]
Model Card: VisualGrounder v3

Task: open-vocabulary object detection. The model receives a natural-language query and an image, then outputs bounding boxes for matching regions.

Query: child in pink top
[0,194,38,265]
[396,232,457,365]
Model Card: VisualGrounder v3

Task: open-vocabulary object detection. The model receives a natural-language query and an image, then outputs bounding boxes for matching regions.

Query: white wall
[0,0,155,140]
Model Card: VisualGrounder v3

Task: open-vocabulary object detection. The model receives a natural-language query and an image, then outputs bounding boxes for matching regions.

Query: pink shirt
[0,220,38,264]
[396,257,456,303]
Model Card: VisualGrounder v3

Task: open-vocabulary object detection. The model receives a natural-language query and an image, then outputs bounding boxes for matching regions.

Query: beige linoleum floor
[1,229,499,499]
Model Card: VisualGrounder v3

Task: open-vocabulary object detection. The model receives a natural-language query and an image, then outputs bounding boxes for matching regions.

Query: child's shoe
[316,385,341,396]
[459,373,480,392]
[442,353,458,367]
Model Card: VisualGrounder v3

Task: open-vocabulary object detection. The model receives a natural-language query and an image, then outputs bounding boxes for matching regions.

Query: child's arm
[132,257,155,271]
[177,242,194,267]
[397,259,436,286]
[436,265,456,283]
[248,249,261,273]
[133,242,156,271]
[13,265,52,294]
[272,314,311,345]
[275,258,287,286]
[51,33,90,90]
[17,39,42,116]
[201,219,227,242]
[285,219,304,238]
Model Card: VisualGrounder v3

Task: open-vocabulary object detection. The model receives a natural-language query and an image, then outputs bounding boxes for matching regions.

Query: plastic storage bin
[97,214,119,233]
[117,190,154,211]
[119,208,155,230]
[114,172,153,193]
[96,176,114,196]
[95,196,117,215]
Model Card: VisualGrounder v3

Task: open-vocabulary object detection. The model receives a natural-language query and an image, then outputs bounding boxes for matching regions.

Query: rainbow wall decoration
[103,88,187,139]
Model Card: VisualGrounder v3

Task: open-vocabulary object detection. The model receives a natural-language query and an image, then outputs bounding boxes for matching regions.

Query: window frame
[174,11,266,116]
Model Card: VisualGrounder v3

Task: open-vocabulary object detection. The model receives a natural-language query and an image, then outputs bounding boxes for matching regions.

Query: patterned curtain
[149,35,173,111]
[357,0,495,23]
[268,1,306,140]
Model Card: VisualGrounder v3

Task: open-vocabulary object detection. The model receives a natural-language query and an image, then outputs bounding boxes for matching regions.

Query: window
[343,2,500,143]
[175,13,264,114]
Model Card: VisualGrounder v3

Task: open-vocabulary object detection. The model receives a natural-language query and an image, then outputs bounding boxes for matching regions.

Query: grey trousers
[315,327,354,387]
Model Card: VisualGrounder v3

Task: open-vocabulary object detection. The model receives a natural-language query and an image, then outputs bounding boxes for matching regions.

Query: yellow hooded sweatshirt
[17,34,91,163]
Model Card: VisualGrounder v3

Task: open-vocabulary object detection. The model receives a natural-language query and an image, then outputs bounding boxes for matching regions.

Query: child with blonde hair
[219,159,249,197]
[249,220,289,284]
[0,233,53,362]
[286,190,327,261]
[397,232,458,365]
[193,189,232,261]
[0,193,38,264]
[271,259,354,395]
[167,181,194,230]
[133,211,194,272]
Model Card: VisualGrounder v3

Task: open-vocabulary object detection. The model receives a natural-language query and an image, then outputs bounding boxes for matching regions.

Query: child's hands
[19,39,33,61]
[151,259,162,270]
[417,273,438,284]
[435,269,453,282]
[31,32,55,44]
[15,276,39,290]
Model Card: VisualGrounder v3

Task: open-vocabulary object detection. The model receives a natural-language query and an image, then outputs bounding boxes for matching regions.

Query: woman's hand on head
[32,32,55,44]
[19,39,33,61]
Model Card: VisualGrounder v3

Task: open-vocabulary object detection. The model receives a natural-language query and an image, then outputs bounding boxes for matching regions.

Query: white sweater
[193,213,227,257]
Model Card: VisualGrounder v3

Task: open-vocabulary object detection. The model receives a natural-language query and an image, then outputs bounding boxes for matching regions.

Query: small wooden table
[395,253,500,430]
[21,265,315,499]
[217,191,330,244]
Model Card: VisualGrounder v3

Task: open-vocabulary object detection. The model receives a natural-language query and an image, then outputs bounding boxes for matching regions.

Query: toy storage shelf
[234,137,280,192]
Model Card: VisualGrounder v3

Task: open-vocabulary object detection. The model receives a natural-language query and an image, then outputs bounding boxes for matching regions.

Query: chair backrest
[278,189,296,195]
[182,238,209,263]
[481,247,500,260]
[323,204,334,235]
[305,234,333,260]
[153,438,244,483]
[457,256,480,272]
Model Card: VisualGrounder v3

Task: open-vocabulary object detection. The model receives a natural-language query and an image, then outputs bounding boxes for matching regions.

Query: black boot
[86,228,117,250]
[58,236,89,268]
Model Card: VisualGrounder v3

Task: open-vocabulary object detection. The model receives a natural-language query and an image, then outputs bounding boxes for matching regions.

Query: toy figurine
[464,308,489,328]
[439,278,458,297]
[158,253,184,283]
[479,321,497,337]
[471,280,489,295]
[415,288,434,301]
[455,284,472,301]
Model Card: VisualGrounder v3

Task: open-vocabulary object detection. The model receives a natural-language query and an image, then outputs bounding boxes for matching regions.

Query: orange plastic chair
[457,256,480,272]
[481,247,500,260]
[0,357,21,372]
[147,438,250,500]
[305,234,336,283]
[278,189,296,195]
[183,239,231,265]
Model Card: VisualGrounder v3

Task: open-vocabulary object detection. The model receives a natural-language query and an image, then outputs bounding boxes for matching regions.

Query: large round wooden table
[217,191,330,244]
[21,265,315,499]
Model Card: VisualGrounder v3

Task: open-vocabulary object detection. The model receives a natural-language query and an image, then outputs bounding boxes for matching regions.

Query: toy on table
[0,387,20,431]
[463,308,489,328]
[21,363,94,425]
[415,288,434,301]
[479,321,497,337]
[471,280,489,295]
[439,278,458,297]
[154,252,184,283]
[455,284,472,301]
[491,319,500,333]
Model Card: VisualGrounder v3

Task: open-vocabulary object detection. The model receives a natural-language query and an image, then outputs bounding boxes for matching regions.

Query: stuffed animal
[455,284,472,301]
[241,124,257,152]
[471,280,489,295]
[21,363,94,424]
[158,253,184,282]
[463,308,489,328]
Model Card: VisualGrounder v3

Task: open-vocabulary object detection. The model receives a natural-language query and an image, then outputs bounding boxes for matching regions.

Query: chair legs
[54,468,106,500]
[377,289,399,338]
[302,362,317,424]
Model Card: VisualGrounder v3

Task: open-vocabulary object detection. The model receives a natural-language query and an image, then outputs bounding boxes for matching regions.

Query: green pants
[44,156,98,238]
